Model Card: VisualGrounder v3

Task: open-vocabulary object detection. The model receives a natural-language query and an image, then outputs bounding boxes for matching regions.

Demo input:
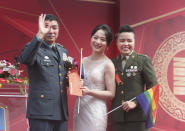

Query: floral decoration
[0,60,28,94]
[63,56,78,71]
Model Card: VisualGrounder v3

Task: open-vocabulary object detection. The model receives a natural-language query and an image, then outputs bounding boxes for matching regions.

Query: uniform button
[59,65,62,68]
[46,63,49,66]
[61,90,63,93]
[121,91,124,94]
[40,94,44,98]
[60,81,63,85]
[120,82,124,85]
[59,73,62,76]
[121,72,124,76]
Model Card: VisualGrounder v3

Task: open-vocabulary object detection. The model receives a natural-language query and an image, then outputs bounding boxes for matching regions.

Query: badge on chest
[125,65,138,77]
[43,56,51,62]
[63,53,67,61]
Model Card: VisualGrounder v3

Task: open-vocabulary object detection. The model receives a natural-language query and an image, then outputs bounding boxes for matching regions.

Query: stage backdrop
[120,0,185,131]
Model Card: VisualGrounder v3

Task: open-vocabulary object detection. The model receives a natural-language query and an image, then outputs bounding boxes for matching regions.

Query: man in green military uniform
[111,25,158,131]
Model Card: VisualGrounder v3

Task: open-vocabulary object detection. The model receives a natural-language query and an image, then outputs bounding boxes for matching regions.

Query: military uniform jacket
[111,51,157,123]
[18,36,69,120]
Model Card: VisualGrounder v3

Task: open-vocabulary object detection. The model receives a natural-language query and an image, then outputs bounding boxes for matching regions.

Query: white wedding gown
[73,57,109,131]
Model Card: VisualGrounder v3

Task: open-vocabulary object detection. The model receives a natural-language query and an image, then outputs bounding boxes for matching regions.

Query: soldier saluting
[18,14,69,131]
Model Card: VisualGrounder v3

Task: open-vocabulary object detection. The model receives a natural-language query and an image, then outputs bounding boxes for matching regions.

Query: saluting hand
[37,14,49,39]
[122,101,136,112]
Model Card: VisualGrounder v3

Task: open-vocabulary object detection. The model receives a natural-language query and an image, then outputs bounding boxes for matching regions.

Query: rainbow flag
[136,84,159,129]
[80,48,84,79]
[0,107,6,131]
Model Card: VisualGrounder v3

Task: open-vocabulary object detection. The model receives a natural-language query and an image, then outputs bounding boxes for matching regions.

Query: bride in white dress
[73,24,115,131]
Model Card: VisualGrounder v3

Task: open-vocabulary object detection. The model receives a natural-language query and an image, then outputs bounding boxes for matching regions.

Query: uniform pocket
[29,91,55,116]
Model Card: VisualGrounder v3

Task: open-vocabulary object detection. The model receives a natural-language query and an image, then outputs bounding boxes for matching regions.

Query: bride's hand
[81,86,90,96]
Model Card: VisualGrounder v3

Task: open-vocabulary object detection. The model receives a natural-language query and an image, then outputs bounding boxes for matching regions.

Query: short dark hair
[116,25,134,39]
[91,24,113,46]
[45,14,60,26]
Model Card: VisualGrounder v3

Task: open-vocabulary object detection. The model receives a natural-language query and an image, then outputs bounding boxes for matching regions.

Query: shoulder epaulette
[138,53,148,57]
[56,43,64,48]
